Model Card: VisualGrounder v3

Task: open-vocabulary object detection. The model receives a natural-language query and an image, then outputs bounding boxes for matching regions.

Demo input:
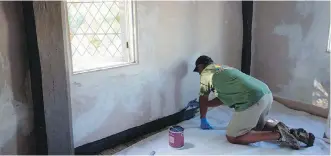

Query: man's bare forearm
[205,98,223,107]
[199,95,209,118]
[206,98,223,107]
[200,95,223,107]
[199,95,223,119]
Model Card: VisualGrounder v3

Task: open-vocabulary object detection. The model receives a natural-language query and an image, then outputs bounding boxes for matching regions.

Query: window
[66,0,137,73]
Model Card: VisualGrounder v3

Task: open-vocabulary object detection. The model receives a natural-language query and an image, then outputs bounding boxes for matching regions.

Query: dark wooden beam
[22,1,48,154]
[32,1,74,154]
[241,1,253,75]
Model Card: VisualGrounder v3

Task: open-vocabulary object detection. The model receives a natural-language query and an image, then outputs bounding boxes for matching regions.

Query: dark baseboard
[74,107,198,155]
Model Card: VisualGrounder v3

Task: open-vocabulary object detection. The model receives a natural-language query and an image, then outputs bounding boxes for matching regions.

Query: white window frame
[64,0,138,74]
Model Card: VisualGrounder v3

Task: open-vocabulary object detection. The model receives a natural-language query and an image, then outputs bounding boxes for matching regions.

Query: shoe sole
[290,128,315,147]
[277,122,301,150]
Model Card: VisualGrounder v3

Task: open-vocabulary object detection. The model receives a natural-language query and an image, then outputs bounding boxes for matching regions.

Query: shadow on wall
[0,2,34,154]
[252,2,296,95]
[133,60,188,128]
[75,60,189,146]
[172,61,188,110]
[252,1,330,106]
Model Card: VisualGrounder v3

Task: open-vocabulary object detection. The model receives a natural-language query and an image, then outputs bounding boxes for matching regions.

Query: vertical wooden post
[22,1,48,154]
[241,1,253,75]
[33,1,74,154]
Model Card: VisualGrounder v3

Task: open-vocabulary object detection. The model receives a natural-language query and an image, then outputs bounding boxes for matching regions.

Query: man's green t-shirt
[199,64,271,112]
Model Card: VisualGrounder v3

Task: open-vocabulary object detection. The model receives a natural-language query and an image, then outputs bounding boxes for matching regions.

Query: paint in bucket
[169,125,184,149]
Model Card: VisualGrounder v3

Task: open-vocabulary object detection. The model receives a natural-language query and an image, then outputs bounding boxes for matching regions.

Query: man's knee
[226,135,245,144]
[226,135,237,144]
[226,134,250,145]
[226,130,247,144]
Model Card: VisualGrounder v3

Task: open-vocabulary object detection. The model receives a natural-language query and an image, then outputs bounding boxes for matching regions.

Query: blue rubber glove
[200,118,213,130]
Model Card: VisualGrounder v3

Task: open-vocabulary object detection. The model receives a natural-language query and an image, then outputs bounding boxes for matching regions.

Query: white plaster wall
[251,1,330,108]
[71,1,242,147]
[70,1,242,147]
[0,2,34,154]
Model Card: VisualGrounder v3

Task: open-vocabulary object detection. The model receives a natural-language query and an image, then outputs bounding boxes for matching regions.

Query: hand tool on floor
[182,99,199,111]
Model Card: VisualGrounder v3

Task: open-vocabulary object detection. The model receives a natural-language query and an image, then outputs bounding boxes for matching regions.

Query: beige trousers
[226,93,273,137]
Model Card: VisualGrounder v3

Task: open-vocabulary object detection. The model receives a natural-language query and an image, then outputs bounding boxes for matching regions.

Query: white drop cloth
[115,101,330,155]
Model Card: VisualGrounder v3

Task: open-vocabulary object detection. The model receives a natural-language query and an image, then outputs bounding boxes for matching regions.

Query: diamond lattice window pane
[99,3,110,16]
[67,0,127,72]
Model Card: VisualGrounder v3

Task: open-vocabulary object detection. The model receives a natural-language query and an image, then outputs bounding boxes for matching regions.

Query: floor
[100,127,168,155]
[102,101,330,155]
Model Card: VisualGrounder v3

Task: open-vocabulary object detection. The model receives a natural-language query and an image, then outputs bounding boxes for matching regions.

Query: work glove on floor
[187,99,199,108]
[200,118,213,130]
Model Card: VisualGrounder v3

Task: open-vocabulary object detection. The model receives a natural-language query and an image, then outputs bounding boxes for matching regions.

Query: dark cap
[193,55,214,72]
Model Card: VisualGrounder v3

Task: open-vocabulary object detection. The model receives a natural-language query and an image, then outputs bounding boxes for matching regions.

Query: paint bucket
[169,125,184,149]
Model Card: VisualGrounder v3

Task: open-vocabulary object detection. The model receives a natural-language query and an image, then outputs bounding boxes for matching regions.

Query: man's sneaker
[290,128,315,147]
[276,122,301,150]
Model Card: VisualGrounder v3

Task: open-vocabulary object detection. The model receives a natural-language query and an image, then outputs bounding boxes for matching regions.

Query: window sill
[72,62,138,75]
